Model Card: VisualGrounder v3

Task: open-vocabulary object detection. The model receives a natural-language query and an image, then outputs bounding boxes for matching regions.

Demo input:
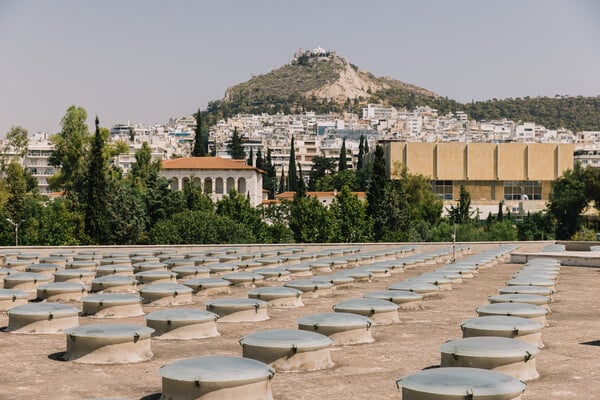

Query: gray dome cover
[388,281,440,293]
[498,286,553,296]
[159,356,274,384]
[240,329,332,351]
[298,312,372,329]
[0,289,28,299]
[139,283,193,295]
[461,316,544,334]
[364,290,423,303]
[489,294,551,306]
[248,287,302,300]
[476,303,549,318]
[82,293,142,305]
[8,302,80,317]
[145,308,218,323]
[397,367,526,397]
[182,277,231,288]
[441,336,539,358]
[65,323,153,340]
[333,298,399,313]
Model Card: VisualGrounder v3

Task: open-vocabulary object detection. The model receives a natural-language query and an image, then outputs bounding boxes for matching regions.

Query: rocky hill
[203,49,600,132]
[221,49,437,109]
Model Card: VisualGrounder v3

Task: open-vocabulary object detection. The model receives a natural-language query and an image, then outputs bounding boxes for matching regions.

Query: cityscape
[0,2,599,400]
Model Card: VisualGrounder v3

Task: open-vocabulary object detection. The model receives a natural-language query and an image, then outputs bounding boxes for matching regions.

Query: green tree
[357,134,365,170]
[381,181,412,241]
[105,179,146,244]
[228,128,245,159]
[129,142,159,185]
[366,145,388,241]
[308,154,335,191]
[287,136,298,192]
[264,148,277,199]
[338,137,347,171]
[487,219,518,241]
[48,105,90,197]
[448,185,473,224]
[397,170,442,225]
[84,116,111,244]
[183,180,213,212]
[37,197,86,245]
[255,148,265,171]
[330,185,373,242]
[289,195,334,243]
[548,165,588,239]
[4,126,29,165]
[4,161,28,220]
[148,210,255,244]
[192,110,208,157]
[217,190,269,242]
[247,148,254,166]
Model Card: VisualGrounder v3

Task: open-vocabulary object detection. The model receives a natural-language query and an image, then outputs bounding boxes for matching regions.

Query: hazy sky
[1,0,599,135]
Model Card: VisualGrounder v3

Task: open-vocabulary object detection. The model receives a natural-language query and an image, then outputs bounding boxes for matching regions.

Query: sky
[1,0,599,135]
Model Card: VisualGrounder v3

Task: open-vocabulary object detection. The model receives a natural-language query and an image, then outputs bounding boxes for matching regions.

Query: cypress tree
[278,166,286,194]
[192,109,206,157]
[287,136,297,192]
[364,136,369,154]
[366,145,389,241]
[228,128,246,159]
[265,148,276,199]
[255,148,265,171]
[247,148,254,166]
[338,137,347,172]
[85,116,110,244]
[296,163,306,198]
[357,134,365,170]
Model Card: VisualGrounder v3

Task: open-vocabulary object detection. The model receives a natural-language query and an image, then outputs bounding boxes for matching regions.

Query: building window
[432,180,453,200]
[503,181,542,200]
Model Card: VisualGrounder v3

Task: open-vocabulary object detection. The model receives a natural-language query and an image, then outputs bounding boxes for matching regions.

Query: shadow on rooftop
[581,340,600,347]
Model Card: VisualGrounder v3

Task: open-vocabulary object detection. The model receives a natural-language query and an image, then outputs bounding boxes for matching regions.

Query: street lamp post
[6,218,23,247]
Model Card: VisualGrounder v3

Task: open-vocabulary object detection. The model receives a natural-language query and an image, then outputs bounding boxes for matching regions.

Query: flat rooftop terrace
[0,242,599,399]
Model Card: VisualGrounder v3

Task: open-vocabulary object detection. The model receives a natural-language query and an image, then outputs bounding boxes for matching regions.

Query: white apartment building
[23,132,57,195]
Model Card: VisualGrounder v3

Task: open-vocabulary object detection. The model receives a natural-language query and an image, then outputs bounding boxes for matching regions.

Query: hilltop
[224,48,437,105]
[203,48,600,132]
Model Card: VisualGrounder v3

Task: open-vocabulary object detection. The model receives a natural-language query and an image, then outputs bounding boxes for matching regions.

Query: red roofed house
[160,157,264,206]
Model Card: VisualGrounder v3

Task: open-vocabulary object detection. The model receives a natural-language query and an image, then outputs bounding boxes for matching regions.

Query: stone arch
[226,177,235,193]
[215,177,224,194]
[182,176,190,189]
[238,177,247,194]
[192,176,202,189]
[204,178,213,194]
[169,177,179,191]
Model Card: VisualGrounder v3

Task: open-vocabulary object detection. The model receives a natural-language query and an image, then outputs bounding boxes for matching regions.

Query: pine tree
[338,137,347,171]
[357,134,365,170]
[287,136,297,192]
[228,128,246,159]
[192,109,206,157]
[84,116,110,244]
[247,148,254,166]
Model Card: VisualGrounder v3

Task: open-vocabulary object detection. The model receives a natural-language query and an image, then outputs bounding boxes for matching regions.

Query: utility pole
[6,218,23,247]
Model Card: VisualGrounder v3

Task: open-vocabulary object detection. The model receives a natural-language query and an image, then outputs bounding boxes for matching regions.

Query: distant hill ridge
[202,48,600,132]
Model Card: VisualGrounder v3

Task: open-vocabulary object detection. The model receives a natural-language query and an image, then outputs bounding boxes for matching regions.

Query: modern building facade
[382,142,574,215]
[159,157,264,207]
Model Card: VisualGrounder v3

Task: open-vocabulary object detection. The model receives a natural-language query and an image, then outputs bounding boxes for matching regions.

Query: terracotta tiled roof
[161,157,263,173]
[276,191,367,200]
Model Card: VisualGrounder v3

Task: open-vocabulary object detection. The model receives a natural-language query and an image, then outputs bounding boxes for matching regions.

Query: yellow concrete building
[383,142,573,214]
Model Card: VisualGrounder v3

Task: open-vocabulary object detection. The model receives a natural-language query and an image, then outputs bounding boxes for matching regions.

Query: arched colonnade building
[159,157,264,207]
